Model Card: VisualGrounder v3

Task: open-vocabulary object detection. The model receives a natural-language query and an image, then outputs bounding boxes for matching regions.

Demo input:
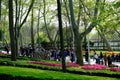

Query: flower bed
[81,64,106,70]
[110,67,120,72]
[0,51,7,54]
[29,61,120,72]
[28,61,79,67]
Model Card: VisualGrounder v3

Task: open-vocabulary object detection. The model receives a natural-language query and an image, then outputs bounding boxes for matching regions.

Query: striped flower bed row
[28,61,79,67]
[82,64,106,70]
[29,61,120,72]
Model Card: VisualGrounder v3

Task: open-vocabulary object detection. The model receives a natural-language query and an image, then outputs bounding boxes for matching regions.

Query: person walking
[99,52,104,65]
[93,50,99,64]
[107,55,112,67]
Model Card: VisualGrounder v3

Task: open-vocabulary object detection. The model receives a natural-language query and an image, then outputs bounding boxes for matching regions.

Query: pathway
[83,58,120,67]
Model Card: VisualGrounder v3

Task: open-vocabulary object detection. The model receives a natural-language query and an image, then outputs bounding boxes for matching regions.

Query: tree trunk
[37,8,40,46]
[65,23,68,47]
[19,32,23,46]
[69,0,83,65]
[74,33,83,65]
[0,0,1,21]
[14,0,18,56]
[8,0,16,61]
[31,8,34,51]
[57,0,66,72]
[63,0,74,49]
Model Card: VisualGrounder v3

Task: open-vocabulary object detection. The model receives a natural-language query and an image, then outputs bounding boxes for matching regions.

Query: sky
[106,0,118,2]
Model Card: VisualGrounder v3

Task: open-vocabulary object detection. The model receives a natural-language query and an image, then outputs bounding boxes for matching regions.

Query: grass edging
[0,73,41,80]
[66,69,120,78]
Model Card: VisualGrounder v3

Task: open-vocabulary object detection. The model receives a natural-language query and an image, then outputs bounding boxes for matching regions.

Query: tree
[95,0,120,51]
[69,0,99,65]
[8,0,16,61]
[15,0,35,54]
[69,0,83,65]
[57,0,66,72]
[42,0,58,48]
[14,0,35,56]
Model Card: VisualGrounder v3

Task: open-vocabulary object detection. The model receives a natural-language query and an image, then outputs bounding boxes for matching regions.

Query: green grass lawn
[0,66,119,80]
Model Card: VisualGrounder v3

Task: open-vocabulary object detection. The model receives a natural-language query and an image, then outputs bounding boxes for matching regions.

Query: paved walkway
[112,62,120,67]
[83,58,96,65]
[83,58,120,67]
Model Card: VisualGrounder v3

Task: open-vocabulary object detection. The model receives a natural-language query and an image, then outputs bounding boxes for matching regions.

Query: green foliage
[113,1,120,8]
[36,37,40,44]
[95,0,120,41]
[0,0,119,48]
[35,32,50,44]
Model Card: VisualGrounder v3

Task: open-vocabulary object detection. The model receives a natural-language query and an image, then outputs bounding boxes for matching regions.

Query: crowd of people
[92,50,120,67]
[3,45,120,67]
[17,45,120,67]
[19,45,77,63]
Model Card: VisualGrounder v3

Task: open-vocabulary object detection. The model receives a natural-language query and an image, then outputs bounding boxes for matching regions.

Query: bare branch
[19,0,35,30]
